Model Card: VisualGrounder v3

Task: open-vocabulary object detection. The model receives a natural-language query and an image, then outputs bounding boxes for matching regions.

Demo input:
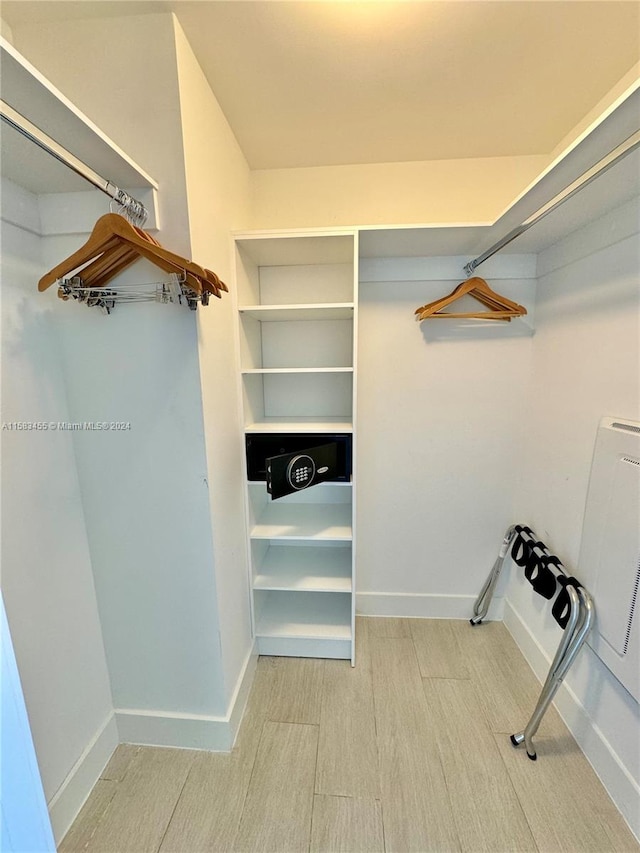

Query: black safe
[246,433,352,500]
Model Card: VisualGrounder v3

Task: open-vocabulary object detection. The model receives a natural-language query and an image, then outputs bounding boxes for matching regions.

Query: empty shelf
[255,591,352,640]
[254,545,352,592]
[251,503,352,541]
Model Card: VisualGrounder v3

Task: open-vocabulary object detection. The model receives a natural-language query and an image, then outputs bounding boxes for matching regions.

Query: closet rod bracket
[463,260,478,278]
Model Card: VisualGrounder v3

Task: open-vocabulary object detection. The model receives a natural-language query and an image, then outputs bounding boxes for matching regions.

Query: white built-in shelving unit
[234,231,358,662]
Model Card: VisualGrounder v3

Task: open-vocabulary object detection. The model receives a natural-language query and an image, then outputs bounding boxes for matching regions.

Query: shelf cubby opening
[252,541,352,592]
[242,372,353,428]
[239,315,354,371]
[248,481,353,541]
[253,590,352,641]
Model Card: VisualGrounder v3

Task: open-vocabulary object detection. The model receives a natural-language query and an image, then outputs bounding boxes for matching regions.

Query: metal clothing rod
[464,128,640,278]
[0,99,148,225]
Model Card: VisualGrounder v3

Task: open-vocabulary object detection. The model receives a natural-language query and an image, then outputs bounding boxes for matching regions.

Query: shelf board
[248,480,353,490]
[1,38,157,194]
[255,590,351,640]
[254,545,352,592]
[251,503,352,541]
[242,367,353,375]
[245,417,353,433]
[239,303,354,321]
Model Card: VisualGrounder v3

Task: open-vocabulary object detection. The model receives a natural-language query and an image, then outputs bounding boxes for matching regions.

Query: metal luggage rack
[471,524,595,760]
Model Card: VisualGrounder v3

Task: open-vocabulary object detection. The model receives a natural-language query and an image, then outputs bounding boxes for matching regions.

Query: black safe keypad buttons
[286,454,316,490]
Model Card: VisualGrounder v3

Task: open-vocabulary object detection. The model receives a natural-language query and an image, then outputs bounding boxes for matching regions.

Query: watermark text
[2,421,132,432]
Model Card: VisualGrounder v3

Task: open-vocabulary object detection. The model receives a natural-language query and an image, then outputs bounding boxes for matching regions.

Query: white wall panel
[0,184,115,831]
[173,17,255,711]
[11,14,227,722]
[510,201,640,836]
[356,261,536,610]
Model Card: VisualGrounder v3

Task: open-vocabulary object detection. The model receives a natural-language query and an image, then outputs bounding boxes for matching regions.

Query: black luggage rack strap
[470,523,595,761]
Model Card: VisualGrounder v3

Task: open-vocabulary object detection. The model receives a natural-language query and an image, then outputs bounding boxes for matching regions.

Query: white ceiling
[2,1,639,170]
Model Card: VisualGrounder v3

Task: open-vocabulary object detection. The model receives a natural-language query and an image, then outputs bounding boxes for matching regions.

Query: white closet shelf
[239,303,354,321]
[242,367,353,374]
[1,38,157,195]
[254,544,352,592]
[255,591,352,640]
[245,417,353,433]
[251,503,352,541]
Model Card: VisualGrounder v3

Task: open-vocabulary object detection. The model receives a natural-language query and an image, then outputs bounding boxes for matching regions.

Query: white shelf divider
[245,417,354,434]
[239,303,354,321]
[242,367,353,375]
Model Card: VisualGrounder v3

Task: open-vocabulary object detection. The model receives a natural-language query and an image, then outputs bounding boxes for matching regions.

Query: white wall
[356,254,536,617]
[0,178,117,841]
[173,18,255,715]
[250,67,638,233]
[0,14,12,42]
[251,155,547,230]
[1,595,55,852]
[10,14,229,735]
[508,197,640,835]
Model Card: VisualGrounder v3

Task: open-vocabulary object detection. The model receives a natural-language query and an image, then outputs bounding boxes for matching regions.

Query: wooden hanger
[79,244,206,297]
[78,228,225,298]
[415,276,527,322]
[39,213,227,298]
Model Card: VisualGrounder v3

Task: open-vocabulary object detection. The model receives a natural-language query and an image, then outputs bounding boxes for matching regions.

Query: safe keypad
[292,465,311,484]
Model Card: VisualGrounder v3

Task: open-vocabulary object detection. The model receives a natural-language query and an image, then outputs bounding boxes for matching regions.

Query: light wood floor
[60,618,639,853]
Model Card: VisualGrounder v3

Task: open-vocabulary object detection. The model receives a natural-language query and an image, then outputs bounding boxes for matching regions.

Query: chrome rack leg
[511,587,594,759]
[470,525,517,625]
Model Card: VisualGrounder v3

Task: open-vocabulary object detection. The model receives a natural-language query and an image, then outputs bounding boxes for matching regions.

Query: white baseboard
[504,599,640,841]
[50,643,257,845]
[48,712,118,844]
[114,708,235,751]
[115,640,258,753]
[356,591,504,621]
[225,640,259,749]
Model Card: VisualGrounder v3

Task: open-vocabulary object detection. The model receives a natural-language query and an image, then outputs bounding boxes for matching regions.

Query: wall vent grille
[623,560,640,655]
[612,422,640,434]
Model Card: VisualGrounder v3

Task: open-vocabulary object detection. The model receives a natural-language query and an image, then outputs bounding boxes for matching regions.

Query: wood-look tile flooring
[61,618,639,853]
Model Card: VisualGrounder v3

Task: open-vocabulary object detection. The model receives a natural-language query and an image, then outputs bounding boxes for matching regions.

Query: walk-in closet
[1,3,639,851]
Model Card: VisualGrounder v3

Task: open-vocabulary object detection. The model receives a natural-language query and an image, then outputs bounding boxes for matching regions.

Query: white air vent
[623,560,640,655]
[612,422,640,434]
[578,417,640,701]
